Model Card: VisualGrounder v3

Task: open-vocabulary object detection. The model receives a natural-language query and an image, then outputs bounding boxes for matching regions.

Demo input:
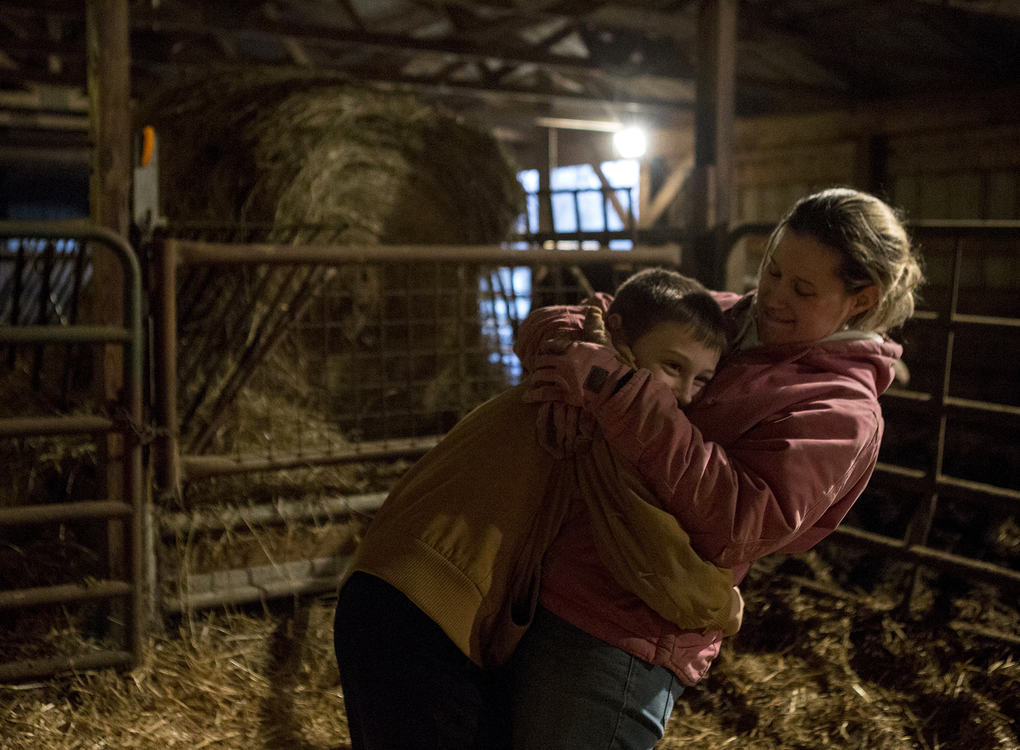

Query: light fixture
[613,127,647,159]
[533,117,623,132]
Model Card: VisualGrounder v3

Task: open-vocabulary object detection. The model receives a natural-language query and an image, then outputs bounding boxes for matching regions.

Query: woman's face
[755,229,878,346]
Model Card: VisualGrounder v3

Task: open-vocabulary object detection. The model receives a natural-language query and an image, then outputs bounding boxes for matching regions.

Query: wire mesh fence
[149,230,682,613]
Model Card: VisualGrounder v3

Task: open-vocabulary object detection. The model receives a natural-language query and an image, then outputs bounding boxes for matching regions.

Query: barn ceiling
[3,1,1020,147]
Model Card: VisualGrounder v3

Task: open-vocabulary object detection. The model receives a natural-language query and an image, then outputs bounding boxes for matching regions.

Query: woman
[508,188,924,750]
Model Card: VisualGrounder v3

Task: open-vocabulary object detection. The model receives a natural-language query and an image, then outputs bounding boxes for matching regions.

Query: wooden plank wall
[726,89,1020,291]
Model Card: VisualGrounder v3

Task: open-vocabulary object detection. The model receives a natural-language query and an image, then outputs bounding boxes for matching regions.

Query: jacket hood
[780,336,901,397]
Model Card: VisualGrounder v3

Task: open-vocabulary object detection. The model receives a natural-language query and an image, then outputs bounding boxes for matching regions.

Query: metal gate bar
[151,237,683,494]
[0,221,144,682]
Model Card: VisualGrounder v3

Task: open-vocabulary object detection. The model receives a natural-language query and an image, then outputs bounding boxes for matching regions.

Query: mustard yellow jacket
[340,383,739,667]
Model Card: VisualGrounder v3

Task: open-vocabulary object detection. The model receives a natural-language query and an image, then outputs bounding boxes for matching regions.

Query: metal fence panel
[0,221,145,683]
[149,232,681,613]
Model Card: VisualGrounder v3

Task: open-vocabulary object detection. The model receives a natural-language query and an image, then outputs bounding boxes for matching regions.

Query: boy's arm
[518,303,743,633]
[580,441,743,636]
[516,299,630,459]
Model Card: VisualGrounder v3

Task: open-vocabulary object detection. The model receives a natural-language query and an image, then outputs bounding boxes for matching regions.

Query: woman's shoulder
[725,336,900,400]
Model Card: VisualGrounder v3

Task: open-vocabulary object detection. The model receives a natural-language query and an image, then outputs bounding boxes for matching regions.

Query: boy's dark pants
[333,571,512,750]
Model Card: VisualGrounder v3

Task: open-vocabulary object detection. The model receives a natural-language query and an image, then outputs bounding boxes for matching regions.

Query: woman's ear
[850,285,880,317]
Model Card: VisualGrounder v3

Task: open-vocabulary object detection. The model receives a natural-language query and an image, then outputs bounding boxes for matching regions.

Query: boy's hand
[722,587,744,637]
[534,306,611,357]
[581,306,613,347]
[524,310,629,457]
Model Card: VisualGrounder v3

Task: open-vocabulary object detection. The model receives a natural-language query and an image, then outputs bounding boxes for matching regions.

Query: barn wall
[733,88,1020,225]
[726,88,1020,292]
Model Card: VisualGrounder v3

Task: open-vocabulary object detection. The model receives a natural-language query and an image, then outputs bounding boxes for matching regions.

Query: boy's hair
[607,268,727,352]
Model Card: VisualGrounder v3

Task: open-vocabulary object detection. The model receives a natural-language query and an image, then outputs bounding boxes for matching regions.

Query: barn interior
[2,1,1020,749]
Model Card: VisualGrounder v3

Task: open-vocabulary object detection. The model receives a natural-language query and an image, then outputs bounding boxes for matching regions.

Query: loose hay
[2,549,1018,750]
[0,603,349,750]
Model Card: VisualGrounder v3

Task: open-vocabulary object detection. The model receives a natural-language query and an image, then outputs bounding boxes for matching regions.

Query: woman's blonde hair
[762,188,925,333]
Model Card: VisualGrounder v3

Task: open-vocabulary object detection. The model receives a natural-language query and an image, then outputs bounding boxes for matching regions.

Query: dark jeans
[507,607,683,750]
[333,571,512,750]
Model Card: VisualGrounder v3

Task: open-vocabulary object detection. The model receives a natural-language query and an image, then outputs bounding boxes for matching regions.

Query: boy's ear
[604,312,624,338]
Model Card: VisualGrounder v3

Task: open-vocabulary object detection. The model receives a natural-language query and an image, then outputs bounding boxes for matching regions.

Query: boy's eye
[794,283,815,297]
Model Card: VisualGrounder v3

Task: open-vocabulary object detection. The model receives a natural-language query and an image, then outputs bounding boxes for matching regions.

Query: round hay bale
[139,69,524,241]
[138,70,523,458]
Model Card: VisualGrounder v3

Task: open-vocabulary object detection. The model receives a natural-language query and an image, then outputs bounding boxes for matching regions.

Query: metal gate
[0,221,144,682]
[148,231,681,615]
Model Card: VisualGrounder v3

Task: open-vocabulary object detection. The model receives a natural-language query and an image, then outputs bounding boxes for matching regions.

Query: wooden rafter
[640,157,691,229]
[2,0,1020,116]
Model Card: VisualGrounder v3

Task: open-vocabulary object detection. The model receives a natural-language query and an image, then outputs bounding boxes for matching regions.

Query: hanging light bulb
[613,126,647,159]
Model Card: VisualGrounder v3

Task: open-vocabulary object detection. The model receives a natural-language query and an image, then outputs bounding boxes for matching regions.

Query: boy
[333,268,741,750]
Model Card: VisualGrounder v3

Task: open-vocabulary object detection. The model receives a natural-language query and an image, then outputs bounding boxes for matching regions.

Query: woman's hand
[526,306,625,458]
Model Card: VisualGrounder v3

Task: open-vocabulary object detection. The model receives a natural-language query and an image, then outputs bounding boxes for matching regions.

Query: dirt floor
[1,540,1018,750]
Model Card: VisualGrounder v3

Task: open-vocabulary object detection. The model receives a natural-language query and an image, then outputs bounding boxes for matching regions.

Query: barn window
[517,159,640,247]
[485,160,641,383]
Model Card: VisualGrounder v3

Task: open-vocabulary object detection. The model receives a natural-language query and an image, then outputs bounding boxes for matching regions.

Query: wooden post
[538,127,556,237]
[152,235,181,501]
[86,0,131,443]
[86,0,134,647]
[855,134,889,197]
[690,0,737,290]
[87,0,131,264]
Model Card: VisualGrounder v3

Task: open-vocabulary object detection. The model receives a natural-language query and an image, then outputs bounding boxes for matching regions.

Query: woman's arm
[513,295,612,373]
[526,342,882,570]
[584,369,883,569]
[516,301,883,571]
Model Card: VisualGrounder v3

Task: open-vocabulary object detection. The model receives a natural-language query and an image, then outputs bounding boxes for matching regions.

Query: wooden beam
[590,160,630,231]
[87,0,130,237]
[640,157,692,228]
[689,0,736,289]
[911,0,1020,20]
[86,0,132,646]
[86,0,130,422]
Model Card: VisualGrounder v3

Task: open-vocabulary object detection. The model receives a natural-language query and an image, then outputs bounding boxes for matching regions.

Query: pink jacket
[514,291,902,685]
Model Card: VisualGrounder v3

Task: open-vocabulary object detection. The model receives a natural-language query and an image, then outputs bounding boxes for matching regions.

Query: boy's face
[629,321,720,409]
